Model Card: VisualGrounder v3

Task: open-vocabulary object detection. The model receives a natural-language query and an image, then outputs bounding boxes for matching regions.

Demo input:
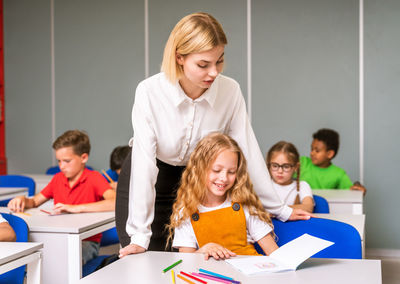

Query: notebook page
[269,233,334,269]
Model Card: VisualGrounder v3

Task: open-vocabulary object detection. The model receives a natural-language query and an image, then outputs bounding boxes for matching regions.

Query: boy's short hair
[52,130,91,156]
[312,128,339,158]
[110,145,130,171]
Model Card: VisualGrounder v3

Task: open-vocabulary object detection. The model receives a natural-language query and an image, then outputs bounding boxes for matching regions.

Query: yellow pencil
[101,169,114,183]
[171,270,176,284]
[17,212,31,216]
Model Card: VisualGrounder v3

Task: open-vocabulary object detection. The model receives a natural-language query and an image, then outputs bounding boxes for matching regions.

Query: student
[300,128,367,194]
[167,133,278,260]
[267,141,314,213]
[119,12,311,257]
[8,130,116,264]
[0,214,16,242]
[103,145,130,190]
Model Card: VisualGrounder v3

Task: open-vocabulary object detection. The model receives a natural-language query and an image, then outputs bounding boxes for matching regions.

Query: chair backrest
[46,165,94,175]
[270,218,362,259]
[0,175,36,197]
[313,195,330,213]
[0,213,29,284]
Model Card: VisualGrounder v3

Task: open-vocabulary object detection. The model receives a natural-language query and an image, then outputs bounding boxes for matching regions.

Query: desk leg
[68,234,82,284]
[26,252,42,284]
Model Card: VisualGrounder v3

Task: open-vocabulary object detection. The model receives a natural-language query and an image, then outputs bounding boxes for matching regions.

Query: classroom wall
[3,0,399,250]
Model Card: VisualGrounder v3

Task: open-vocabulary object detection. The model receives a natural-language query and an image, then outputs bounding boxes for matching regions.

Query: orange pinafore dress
[190,202,260,255]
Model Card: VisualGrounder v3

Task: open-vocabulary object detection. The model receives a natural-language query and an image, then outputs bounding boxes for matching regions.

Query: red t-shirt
[41,168,111,243]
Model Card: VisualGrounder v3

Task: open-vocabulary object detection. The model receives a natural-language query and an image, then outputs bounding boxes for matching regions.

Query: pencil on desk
[171,270,176,284]
[162,259,182,273]
[180,271,207,284]
[101,170,114,184]
[177,274,196,284]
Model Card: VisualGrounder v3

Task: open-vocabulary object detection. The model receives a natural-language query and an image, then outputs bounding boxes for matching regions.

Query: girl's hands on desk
[119,244,146,258]
[197,243,236,260]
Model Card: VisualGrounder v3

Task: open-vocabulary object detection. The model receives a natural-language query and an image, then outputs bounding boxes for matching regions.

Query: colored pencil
[177,274,196,284]
[180,271,207,284]
[162,259,182,273]
[171,270,176,284]
[191,273,231,284]
[101,169,114,183]
[16,212,31,216]
[199,269,234,281]
[40,209,51,214]
[198,273,241,284]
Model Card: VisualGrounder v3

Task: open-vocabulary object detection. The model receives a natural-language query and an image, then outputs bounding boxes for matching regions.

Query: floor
[379,258,400,284]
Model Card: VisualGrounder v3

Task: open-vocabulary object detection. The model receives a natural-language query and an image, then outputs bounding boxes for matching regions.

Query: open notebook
[225,234,334,274]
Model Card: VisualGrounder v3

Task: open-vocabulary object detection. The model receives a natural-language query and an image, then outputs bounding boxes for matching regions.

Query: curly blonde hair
[166,132,273,247]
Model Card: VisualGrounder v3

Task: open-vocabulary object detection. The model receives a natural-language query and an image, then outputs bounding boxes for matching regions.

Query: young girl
[266,141,314,213]
[167,133,278,260]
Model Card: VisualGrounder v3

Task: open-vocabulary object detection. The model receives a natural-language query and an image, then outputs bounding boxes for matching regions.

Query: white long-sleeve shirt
[127,72,292,249]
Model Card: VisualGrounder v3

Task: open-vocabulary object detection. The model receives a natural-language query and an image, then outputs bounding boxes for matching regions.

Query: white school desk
[22,174,53,194]
[0,242,43,284]
[315,213,366,257]
[313,189,364,214]
[74,251,382,284]
[0,207,115,284]
[0,187,28,201]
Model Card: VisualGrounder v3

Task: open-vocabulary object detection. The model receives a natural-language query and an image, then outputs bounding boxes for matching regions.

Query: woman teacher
[119,12,311,257]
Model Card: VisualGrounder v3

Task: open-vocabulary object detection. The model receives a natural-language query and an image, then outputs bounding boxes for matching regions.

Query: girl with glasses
[266,141,314,213]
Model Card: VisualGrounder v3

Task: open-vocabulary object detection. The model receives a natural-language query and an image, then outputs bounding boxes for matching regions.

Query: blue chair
[255,218,361,259]
[0,175,36,206]
[102,169,118,182]
[100,228,119,247]
[46,165,94,175]
[313,195,330,213]
[0,213,29,284]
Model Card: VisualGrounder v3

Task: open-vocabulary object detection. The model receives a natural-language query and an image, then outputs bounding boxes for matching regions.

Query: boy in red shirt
[8,130,116,264]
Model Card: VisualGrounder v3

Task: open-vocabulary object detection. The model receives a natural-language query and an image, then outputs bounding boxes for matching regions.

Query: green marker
[162,259,182,273]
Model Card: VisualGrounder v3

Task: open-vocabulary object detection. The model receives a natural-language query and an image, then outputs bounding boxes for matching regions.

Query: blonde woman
[167,133,278,259]
[118,12,312,257]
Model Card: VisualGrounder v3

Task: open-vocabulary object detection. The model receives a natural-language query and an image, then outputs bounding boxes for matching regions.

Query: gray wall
[3,0,400,250]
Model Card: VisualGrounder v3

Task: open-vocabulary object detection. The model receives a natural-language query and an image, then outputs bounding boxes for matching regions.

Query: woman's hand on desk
[288,208,315,221]
[119,244,146,258]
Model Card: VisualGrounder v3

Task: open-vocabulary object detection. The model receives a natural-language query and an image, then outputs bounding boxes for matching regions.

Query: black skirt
[115,152,185,251]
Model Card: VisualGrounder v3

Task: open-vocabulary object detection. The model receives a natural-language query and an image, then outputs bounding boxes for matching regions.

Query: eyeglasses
[268,163,294,172]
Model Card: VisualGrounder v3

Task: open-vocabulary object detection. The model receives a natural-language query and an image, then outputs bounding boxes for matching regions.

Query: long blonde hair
[161,12,227,83]
[166,133,273,246]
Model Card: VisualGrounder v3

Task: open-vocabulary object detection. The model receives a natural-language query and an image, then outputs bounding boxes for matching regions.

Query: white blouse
[127,72,292,249]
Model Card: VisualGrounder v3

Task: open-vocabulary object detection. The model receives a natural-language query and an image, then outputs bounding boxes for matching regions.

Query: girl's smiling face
[204,149,238,207]
[268,152,297,186]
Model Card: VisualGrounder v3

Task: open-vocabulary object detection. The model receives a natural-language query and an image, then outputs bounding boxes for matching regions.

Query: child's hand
[119,244,146,258]
[7,196,26,213]
[197,243,236,260]
[110,181,118,191]
[351,182,367,195]
[288,208,315,220]
[52,203,81,214]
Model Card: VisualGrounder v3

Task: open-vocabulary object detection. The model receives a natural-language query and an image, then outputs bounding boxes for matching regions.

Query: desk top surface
[0,207,114,233]
[312,189,363,203]
[0,187,28,195]
[75,251,381,284]
[314,213,365,239]
[0,242,43,265]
